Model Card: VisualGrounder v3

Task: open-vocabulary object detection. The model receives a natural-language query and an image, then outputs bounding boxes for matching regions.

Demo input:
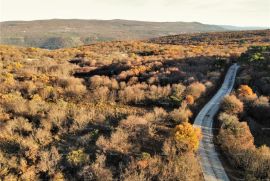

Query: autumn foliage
[174,122,202,152]
[0,33,269,180]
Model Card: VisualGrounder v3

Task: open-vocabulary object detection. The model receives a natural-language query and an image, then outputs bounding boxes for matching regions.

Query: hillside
[0,19,227,49]
[149,29,270,45]
[0,30,270,180]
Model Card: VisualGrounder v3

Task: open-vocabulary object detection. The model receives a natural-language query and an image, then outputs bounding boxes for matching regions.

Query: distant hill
[149,30,270,46]
[0,19,228,49]
[219,25,269,31]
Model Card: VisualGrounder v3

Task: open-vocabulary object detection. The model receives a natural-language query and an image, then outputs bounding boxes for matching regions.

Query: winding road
[194,64,239,181]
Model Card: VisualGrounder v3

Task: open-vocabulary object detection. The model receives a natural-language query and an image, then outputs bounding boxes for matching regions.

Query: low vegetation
[216,46,270,180]
[0,31,269,180]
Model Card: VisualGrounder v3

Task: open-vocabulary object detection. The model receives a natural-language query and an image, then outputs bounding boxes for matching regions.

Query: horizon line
[0,18,269,28]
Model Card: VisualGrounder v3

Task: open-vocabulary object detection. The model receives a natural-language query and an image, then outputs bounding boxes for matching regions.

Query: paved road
[194,64,239,181]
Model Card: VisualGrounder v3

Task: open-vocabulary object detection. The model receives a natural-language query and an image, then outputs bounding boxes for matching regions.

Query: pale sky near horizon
[0,0,269,27]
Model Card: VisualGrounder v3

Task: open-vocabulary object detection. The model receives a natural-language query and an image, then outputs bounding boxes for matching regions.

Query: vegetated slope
[236,46,270,145]
[214,46,270,180]
[149,29,270,45]
[0,31,269,180]
[0,19,227,49]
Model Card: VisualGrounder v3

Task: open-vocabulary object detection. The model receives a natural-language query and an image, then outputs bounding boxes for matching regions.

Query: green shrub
[67,149,88,166]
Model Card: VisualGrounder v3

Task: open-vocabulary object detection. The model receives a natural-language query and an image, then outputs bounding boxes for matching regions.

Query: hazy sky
[0,0,269,26]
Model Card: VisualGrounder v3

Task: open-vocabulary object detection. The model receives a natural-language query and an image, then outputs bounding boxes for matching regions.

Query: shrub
[173,122,202,152]
[35,128,53,145]
[237,85,257,101]
[250,96,270,126]
[185,95,194,105]
[70,107,92,130]
[67,149,89,167]
[119,85,146,103]
[218,112,239,128]
[171,83,186,101]
[93,86,110,102]
[37,147,61,175]
[5,117,33,137]
[119,115,148,129]
[48,103,67,129]
[79,154,113,181]
[96,128,131,154]
[28,94,48,116]
[152,107,168,121]
[216,110,270,179]
[186,82,206,99]
[1,92,27,115]
[238,85,255,97]
[148,85,171,100]
[60,77,87,96]
[52,172,65,181]
[0,106,9,121]
[169,103,192,123]
[221,95,243,114]
[89,75,119,90]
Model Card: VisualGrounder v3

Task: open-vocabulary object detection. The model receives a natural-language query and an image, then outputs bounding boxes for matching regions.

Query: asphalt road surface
[194,64,239,181]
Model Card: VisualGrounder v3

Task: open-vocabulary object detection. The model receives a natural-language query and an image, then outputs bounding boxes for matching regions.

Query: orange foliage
[185,95,194,105]
[238,85,255,97]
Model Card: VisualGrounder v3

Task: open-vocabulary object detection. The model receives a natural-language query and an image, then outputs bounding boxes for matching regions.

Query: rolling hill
[0,19,228,49]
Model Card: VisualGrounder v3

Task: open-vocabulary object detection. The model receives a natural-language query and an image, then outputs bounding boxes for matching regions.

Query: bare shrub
[221,95,244,114]
[80,154,113,181]
[217,110,270,179]
[148,85,171,100]
[35,128,53,145]
[5,117,33,137]
[70,107,92,131]
[169,103,192,123]
[119,84,146,103]
[119,115,148,129]
[28,94,48,116]
[96,128,131,154]
[37,147,61,175]
[250,96,270,126]
[48,102,68,129]
[0,106,9,121]
[60,77,87,96]
[121,141,201,181]
[2,92,27,115]
[186,82,206,99]
[171,83,186,100]
[89,75,119,90]
[145,107,168,122]
[218,112,239,128]
[93,86,110,102]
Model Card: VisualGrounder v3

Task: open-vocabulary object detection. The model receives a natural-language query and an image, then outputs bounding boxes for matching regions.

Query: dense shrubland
[150,30,270,46]
[216,46,270,180]
[217,91,270,180]
[0,32,269,180]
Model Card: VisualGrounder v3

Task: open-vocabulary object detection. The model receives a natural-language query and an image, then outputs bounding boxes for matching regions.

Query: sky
[0,0,269,27]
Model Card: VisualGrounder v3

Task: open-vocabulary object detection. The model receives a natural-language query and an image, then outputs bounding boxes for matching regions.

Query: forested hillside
[0,19,226,49]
